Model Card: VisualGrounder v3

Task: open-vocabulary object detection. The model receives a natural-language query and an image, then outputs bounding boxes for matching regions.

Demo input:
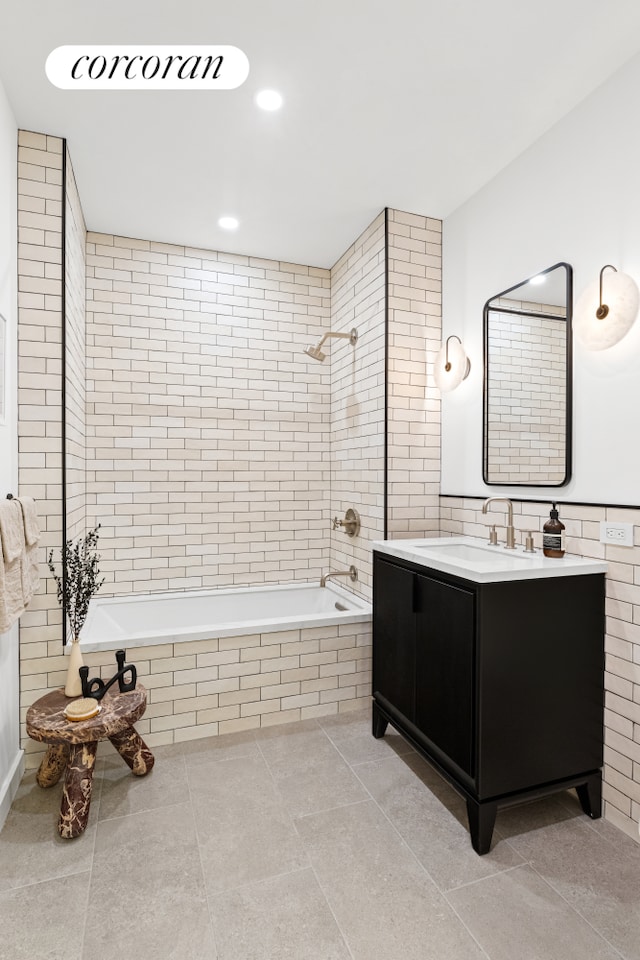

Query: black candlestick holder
[79,649,138,701]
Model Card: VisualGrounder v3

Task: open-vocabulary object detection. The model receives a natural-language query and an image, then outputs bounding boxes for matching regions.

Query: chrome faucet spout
[481,497,516,549]
[320,566,358,588]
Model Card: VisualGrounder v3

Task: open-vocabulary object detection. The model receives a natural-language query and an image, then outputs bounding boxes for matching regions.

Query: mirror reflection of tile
[484,263,570,487]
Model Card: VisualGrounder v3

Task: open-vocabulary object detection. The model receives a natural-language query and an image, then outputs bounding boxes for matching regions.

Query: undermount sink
[412,541,534,567]
[372,536,608,583]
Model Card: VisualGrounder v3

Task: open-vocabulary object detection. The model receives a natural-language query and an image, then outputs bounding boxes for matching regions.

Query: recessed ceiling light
[529,274,546,285]
[218,216,239,230]
[256,89,283,111]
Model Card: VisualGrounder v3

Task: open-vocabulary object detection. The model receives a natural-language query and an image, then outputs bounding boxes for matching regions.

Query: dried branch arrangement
[48,525,105,641]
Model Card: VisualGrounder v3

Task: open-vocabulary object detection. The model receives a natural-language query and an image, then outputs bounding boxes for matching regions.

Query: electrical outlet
[599,521,634,547]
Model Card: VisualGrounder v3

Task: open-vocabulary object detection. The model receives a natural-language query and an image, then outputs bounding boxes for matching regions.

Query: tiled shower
[16,130,443,762]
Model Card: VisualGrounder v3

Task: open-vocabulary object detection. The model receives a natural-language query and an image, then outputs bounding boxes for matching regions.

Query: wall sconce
[574,264,639,350]
[434,335,471,392]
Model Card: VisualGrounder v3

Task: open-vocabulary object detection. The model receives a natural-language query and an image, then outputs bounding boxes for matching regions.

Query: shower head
[304,344,327,362]
[303,327,357,362]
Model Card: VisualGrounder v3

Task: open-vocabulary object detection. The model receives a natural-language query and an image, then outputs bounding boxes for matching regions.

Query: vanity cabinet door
[372,556,416,721]
[414,574,475,778]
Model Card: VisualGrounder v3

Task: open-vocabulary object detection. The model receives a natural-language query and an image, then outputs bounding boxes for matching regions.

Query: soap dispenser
[543,502,565,558]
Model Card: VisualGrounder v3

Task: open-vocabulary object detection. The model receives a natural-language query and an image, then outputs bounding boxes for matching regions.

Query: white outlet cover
[599,521,634,547]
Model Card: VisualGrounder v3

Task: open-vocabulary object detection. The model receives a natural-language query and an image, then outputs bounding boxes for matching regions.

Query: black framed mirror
[483,262,572,486]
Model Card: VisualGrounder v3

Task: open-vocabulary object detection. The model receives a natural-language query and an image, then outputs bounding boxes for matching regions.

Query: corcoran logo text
[46,45,249,90]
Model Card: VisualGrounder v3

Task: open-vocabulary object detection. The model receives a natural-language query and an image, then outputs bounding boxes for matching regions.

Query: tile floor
[1,709,639,960]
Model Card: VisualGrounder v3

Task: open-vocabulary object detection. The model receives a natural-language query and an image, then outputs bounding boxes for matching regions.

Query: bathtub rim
[77,580,372,654]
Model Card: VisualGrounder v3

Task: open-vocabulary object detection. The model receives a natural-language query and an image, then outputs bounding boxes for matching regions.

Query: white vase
[64,638,84,697]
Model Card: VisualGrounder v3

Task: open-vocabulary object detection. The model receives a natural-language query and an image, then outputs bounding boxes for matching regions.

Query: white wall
[441,52,640,504]
[0,79,22,826]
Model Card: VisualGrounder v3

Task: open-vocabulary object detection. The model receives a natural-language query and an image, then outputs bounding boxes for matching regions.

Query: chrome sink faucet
[320,566,358,588]
[482,497,516,549]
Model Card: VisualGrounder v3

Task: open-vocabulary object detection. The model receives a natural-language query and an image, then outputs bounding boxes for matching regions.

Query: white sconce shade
[574,265,639,350]
[434,335,471,392]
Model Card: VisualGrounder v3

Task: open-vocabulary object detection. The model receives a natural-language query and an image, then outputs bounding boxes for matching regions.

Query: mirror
[483,262,572,486]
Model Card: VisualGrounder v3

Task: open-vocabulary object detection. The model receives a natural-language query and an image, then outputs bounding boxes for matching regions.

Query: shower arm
[316,329,358,350]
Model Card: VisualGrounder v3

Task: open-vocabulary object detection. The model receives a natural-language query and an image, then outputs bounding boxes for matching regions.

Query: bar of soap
[64,698,100,721]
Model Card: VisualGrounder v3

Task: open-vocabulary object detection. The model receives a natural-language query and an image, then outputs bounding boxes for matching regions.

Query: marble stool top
[26,685,148,746]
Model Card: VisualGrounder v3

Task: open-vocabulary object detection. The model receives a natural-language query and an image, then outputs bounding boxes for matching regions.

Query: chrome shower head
[303,344,326,362]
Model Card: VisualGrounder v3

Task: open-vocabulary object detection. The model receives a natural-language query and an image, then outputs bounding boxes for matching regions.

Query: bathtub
[80,581,372,653]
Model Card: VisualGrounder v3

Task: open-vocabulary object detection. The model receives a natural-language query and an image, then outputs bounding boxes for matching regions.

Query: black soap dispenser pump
[543,502,565,558]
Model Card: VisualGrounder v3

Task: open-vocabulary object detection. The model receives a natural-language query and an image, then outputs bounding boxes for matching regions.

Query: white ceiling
[2,0,640,267]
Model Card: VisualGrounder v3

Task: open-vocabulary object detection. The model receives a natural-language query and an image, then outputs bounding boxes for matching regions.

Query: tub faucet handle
[331,508,361,538]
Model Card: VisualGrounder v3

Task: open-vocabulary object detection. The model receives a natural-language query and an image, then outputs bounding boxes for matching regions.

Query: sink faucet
[481,498,516,549]
[320,565,358,588]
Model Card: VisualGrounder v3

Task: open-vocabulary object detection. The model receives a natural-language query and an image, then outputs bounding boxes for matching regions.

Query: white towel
[17,496,41,605]
[18,496,40,546]
[0,498,25,563]
[0,499,27,632]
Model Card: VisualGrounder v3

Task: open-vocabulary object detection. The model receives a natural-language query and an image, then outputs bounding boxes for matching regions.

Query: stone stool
[26,684,154,838]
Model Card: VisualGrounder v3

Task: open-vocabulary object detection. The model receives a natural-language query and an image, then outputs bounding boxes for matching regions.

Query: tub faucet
[320,565,358,588]
[481,497,516,549]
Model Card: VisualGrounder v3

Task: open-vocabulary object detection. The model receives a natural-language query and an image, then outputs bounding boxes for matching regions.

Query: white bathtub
[80,581,372,653]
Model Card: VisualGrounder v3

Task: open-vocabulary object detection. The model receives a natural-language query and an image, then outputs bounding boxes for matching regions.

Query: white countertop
[372,536,608,584]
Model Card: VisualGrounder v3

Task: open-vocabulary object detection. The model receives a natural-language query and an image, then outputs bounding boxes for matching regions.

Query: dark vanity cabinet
[372,551,605,854]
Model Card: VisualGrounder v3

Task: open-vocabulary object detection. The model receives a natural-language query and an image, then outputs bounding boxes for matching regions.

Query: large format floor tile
[255,719,338,773]
[319,708,415,765]
[2,705,640,960]
[181,729,261,767]
[506,816,640,959]
[278,760,369,819]
[209,867,351,960]
[0,772,97,892]
[268,754,368,820]
[296,799,486,960]
[189,755,309,895]
[257,716,369,818]
[0,871,90,960]
[495,793,583,840]
[447,864,622,960]
[97,752,187,821]
[83,802,216,960]
[355,753,523,891]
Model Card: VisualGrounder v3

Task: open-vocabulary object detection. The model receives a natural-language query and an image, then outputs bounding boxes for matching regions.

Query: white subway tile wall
[84,234,332,595]
[387,210,441,537]
[18,147,379,761]
[329,211,386,599]
[20,623,372,765]
[16,131,66,747]
[440,496,640,844]
[64,146,87,539]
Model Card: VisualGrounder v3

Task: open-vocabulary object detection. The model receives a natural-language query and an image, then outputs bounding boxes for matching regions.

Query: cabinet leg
[466,798,497,855]
[576,772,602,819]
[372,701,388,739]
